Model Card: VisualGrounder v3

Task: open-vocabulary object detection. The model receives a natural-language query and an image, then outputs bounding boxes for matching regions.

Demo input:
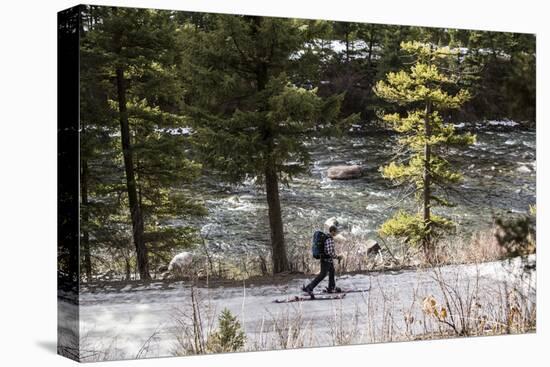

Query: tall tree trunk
[79,6,92,283]
[366,27,375,70]
[345,30,350,63]
[255,54,289,273]
[80,155,92,282]
[125,256,132,281]
[265,162,289,273]
[422,100,433,260]
[116,67,151,280]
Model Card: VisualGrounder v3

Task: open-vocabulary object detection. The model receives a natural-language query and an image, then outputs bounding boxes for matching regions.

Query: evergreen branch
[383,184,419,210]
[229,24,255,65]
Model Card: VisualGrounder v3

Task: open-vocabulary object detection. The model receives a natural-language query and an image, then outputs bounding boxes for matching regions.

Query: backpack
[312,230,327,259]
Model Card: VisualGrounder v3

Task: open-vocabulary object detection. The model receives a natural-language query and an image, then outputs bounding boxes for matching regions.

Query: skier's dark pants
[306,259,335,291]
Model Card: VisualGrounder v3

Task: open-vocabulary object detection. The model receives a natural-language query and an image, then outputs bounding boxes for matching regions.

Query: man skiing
[303,225,342,296]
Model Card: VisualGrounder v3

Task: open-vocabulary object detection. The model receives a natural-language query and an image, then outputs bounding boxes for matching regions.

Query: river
[181,124,535,258]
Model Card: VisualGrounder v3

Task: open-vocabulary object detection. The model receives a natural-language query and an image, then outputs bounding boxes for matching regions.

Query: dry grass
[328,300,362,345]
[264,306,314,349]
[421,265,536,338]
[86,219,534,284]
[172,286,218,356]
[434,227,507,265]
[279,225,521,279]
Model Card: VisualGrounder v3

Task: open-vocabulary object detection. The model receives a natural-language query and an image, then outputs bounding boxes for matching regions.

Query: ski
[302,288,369,296]
[273,293,346,303]
[320,288,369,295]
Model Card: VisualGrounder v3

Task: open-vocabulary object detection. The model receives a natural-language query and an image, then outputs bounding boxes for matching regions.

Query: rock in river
[327,165,363,180]
[325,216,348,230]
[516,165,532,174]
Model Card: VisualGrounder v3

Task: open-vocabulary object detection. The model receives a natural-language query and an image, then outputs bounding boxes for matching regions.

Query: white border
[0,0,546,366]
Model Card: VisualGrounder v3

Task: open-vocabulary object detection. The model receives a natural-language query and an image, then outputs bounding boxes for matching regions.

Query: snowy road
[65,256,535,361]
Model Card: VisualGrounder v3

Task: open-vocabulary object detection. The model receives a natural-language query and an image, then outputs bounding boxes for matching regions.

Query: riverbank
[81,248,535,294]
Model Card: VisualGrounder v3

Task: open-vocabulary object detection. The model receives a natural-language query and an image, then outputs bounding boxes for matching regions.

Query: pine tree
[462,30,536,121]
[180,15,356,273]
[206,308,246,353]
[374,41,475,260]
[80,6,206,279]
[332,21,359,63]
[80,6,128,281]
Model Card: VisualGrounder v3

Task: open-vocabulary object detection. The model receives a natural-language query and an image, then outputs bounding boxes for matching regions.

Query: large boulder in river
[327,165,363,180]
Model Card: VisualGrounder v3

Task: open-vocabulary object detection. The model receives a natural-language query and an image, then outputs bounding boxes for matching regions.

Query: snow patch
[487,120,519,127]
[168,252,193,277]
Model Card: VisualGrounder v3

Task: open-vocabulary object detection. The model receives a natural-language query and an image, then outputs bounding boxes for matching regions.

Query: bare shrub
[434,226,506,265]
[264,305,313,349]
[423,265,536,337]
[172,286,217,356]
[135,328,161,359]
[78,328,126,362]
[495,215,536,257]
[402,286,419,340]
[359,277,404,343]
[328,300,362,345]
